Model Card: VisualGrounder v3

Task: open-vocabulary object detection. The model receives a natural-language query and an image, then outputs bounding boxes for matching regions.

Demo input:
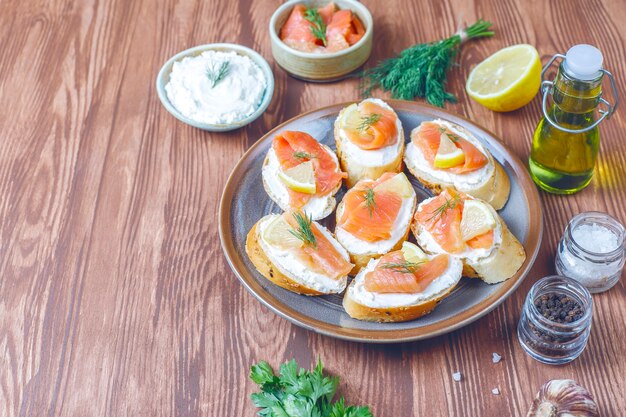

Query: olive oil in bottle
[529,45,619,194]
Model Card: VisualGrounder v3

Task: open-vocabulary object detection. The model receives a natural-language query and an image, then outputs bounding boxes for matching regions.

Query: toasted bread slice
[334,99,405,188]
[262,140,343,221]
[343,255,463,322]
[245,215,350,295]
[411,194,525,284]
[335,173,416,274]
[404,119,510,210]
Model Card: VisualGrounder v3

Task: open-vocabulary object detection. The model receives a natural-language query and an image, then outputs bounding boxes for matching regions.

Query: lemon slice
[401,242,428,263]
[374,172,413,199]
[466,44,541,112]
[460,200,496,241]
[262,215,303,249]
[338,103,362,131]
[278,161,316,194]
[434,131,465,168]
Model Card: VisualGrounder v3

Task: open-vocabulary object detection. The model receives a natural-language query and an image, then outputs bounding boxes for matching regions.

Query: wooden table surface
[2,0,625,416]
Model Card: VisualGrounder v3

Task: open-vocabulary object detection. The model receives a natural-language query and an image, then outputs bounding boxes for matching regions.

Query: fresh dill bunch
[206,60,229,88]
[363,187,376,217]
[289,211,317,249]
[293,151,317,160]
[427,194,461,222]
[380,260,425,274]
[360,19,494,107]
[304,7,327,46]
[357,113,381,133]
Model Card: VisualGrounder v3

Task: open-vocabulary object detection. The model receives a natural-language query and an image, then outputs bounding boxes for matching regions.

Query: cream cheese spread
[165,50,266,124]
[348,255,463,308]
[257,215,349,293]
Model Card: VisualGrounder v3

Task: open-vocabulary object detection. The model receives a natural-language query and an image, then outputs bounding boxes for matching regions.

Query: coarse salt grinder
[517,275,592,365]
[555,211,625,293]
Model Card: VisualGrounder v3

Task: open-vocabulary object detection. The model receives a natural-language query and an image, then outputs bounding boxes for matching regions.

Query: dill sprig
[304,7,327,46]
[427,194,461,223]
[206,60,230,88]
[380,260,425,274]
[357,113,382,133]
[293,151,317,161]
[360,19,494,107]
[363,187,376,217]
[289,212,317,249]
[438,126,461,142]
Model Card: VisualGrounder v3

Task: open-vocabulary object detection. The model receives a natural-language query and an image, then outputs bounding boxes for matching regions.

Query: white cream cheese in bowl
[157,44,274,131]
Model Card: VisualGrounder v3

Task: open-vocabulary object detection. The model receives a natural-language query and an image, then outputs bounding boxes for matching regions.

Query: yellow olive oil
[529,46,608,194]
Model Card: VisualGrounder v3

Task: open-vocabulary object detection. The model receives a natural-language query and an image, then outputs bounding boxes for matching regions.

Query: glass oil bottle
[529,45,619,194]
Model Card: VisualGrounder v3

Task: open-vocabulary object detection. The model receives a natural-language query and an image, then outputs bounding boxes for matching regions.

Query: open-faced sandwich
[334,99,404,188]
[343,242,463,322]
[262,131,345,220]
[404,119,510,209]
[335,172,416,274]
[246,211,353,295]
[411,189,526,284]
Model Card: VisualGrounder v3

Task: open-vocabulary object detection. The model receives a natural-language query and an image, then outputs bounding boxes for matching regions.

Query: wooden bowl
[269,0,373,82]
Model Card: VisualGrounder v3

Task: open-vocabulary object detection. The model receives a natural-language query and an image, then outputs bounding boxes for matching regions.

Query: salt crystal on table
[492,352,502,363]
[452,372,462,382]
[492,388,500,395]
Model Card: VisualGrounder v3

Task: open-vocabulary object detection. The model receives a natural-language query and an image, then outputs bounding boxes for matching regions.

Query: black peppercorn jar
[517,275,593,365]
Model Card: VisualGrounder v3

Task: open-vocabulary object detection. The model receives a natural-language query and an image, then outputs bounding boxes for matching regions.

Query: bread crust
[261,143,342,221]
[334,103,405,188]
[342,275,457,322]
[404,123,511,210]
[335,190,416,274]
[411,206,526,284]
[246,222,329,296]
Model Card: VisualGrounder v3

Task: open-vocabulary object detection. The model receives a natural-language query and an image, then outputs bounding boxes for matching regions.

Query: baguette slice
[343,250,463,322]
[335,172,416,274]
[334,99,405,188]
[404,119,510,210]
[245,214,352,295]
[262,132,344,221]
[411,191,526,284]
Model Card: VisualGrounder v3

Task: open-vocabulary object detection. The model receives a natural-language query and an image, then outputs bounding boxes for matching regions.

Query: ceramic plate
[219,100,542,343]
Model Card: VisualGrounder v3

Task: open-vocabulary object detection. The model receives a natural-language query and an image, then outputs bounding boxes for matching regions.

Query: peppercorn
[534,293,584,324]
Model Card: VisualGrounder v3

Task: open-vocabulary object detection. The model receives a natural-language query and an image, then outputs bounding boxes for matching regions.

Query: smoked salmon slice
[466,229,494,249]
[364,251,449,293]
[343,101,398,150]
[414,189,466,254]
[273,131,345,208]
[413,122,488,173]
[285,212,353,280]
[279,2,365,53]
[337,173,403,242]
[415,189,495,253]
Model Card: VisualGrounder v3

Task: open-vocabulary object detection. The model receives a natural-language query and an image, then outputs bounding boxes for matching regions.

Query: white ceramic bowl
[156,43,274,132]
[269,0,373,81]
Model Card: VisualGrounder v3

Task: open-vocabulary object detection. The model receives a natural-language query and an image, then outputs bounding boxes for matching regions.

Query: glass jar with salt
[555,211,625,293]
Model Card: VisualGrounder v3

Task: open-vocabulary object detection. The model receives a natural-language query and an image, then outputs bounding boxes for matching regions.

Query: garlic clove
[527,379,599,417]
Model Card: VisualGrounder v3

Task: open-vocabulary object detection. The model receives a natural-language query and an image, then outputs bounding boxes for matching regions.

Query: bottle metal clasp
[540,53,620,134]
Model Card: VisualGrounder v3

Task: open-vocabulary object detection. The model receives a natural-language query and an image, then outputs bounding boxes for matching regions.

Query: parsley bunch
[360,19,494,107]
[250,359,373,417]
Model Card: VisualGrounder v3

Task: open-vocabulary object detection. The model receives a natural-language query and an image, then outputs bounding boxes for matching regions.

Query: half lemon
[466,44,541,112]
